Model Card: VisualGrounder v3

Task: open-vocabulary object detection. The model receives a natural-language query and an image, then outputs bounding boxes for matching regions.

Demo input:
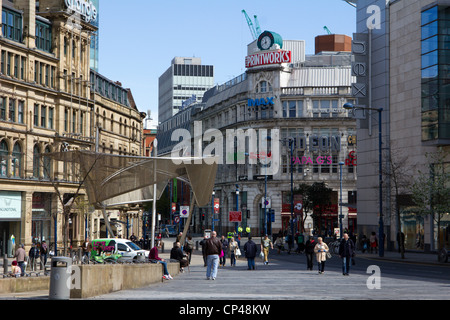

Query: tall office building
[158,57,214,123]
[349,0,450,253]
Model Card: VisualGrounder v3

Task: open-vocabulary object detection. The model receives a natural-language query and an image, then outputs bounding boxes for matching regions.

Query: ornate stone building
[0,0,145,256]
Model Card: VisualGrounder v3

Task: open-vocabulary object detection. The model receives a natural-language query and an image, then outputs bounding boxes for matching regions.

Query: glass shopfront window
[400,208,425,251]
[32,193,53,245]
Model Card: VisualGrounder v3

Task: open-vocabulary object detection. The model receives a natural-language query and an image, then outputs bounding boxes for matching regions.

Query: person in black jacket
[244,236,258,270]
[304,237,316,271]
[339,233,355,276]
[170,242,188,272]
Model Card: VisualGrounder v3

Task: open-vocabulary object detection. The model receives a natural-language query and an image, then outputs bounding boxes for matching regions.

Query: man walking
[339,233,355,276]
[14,244,26,277]
[204,231,222,280]
[244,236,258,270]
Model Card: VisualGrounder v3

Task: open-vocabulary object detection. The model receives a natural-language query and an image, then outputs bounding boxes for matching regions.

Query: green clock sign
[257,31,284,51]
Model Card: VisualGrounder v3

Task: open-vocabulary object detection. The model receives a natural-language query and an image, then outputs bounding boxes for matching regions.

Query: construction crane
[323,26,332,35]
[242,10,262,40]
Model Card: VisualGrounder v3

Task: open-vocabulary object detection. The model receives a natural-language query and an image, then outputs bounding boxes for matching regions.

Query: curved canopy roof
[48,151,218,208]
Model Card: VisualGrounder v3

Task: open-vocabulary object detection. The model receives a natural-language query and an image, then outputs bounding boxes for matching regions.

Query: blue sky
[97,0,356,122]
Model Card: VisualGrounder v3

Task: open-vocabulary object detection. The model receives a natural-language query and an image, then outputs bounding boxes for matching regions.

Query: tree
[410,147,450,253]
[383,147,413,259]
[294,182,333,234]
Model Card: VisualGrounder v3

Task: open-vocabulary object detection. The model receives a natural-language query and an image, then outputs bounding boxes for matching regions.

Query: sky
[97,0,357,123]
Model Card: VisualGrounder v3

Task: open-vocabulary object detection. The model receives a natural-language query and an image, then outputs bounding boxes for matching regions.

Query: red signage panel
[229,211,242,223]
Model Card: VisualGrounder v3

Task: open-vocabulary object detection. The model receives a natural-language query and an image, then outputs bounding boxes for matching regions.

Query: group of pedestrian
[304,233,356,276]
[11,241,49,277]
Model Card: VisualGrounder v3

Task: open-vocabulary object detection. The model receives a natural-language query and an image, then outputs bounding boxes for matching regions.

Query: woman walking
[229,237,239,266]
[314,237,329,274]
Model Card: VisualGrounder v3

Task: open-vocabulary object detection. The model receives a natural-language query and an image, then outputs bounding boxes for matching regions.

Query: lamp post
[211,190,215,231]
[343,103,384,257]
[289,138,295,245]
[235,185,239,235]
[339,161,345,239]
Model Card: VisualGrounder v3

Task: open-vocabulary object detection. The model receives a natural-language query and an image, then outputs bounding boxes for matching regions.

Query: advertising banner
[0,191,22,220]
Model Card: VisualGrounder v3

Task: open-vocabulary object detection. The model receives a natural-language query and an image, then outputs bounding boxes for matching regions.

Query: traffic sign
[229,211,242,222]
[174,216,180,224]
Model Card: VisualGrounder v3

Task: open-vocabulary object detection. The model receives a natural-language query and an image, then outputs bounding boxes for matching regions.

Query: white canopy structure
[48,150,218,246]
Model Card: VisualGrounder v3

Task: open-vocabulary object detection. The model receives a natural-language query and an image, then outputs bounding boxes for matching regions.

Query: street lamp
[211,190,215,231]
[343,102,384,257]
[235,185,239,235]
[339,161,345,240]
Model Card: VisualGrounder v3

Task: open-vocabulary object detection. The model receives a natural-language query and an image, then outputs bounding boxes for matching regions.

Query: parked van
[91,238,149,261]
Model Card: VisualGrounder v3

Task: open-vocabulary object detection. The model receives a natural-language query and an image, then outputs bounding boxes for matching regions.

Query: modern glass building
[421,4,450,144]
[90,0,100,71]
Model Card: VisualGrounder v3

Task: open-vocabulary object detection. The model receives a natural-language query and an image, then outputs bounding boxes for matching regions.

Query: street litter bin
[49,257,72,300]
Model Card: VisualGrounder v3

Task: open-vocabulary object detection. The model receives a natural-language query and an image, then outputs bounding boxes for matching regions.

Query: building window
[41,105,47,127]
[48,107,54,130]
[0,97,6,121]
[0,140,8,177]
[256,81,272,93]
[421,5,450,142]
[34,104,39,127]
[12,142,22,178]
[35,20,52,52]
[43,146,52,179]
[18,101,24,124]
[33,145,40,178]
[9,98,15,122]
[2,8,22,43]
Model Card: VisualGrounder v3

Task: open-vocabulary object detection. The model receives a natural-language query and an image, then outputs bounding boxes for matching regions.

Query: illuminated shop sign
[0,191,22,220]
[245,50,292,68]
[65,0,98,23]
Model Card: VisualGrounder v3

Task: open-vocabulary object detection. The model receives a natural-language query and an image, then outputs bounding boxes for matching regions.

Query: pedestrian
[150,241,173,280]
[40,240,48,270]
[260,234,273,265]
[170,242,189,273]
[228,237,238,266]
[199,235,208,267]
[275,235,283,254]
[220,235,228,267]
[397,231,405,254]
[244,236,258,270]
[28,243,40,271]
[14,244,26,277]
[305,236,316,271]
[82,238,92,263]
[184,235,194,264]
[11,260,21,277]
[314,237,329,274]
[370,232,378,254]
[204,231,222,280]
[339,233,355,276]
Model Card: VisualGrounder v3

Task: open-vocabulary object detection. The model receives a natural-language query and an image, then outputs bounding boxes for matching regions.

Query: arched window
[33,144,40,178]
[0,140,9,177]
[43,146,52,179]
[257,81,272,93]
[12,142,22,178]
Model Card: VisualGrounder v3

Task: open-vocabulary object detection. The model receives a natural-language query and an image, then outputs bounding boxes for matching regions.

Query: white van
[92,238,149,261]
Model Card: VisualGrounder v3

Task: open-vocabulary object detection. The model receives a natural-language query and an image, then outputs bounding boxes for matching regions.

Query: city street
[86,238,450,302]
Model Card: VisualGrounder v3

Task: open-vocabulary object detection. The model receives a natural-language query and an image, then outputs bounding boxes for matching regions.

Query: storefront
[32,192,53,245]
[0,191,22,257]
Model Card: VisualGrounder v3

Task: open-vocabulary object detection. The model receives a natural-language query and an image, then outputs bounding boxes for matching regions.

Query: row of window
[1,49,57,89]
[2,8,52,53]
[281,99,354,118]
[421,5,450,141]
[0,97,24,124]
[0,140,52,180]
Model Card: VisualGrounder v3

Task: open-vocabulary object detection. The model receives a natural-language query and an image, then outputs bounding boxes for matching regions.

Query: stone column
[21,191,34,251]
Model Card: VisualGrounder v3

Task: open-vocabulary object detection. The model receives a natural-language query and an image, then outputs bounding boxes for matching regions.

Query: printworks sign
[245,50,292,68]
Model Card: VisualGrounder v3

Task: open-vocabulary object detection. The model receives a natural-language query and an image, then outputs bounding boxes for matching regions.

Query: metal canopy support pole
[151,140,158,250]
